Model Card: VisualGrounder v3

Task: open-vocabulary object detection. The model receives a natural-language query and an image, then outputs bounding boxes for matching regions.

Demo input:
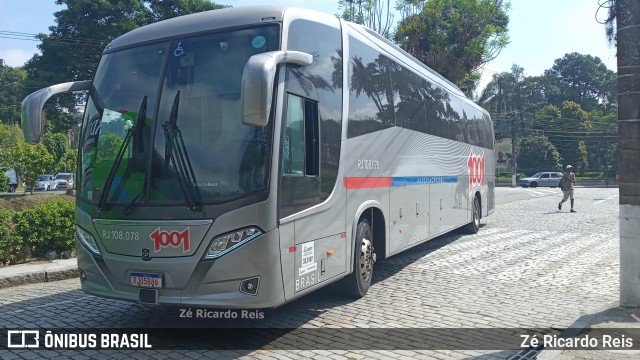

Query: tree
[0,66,27,125]
[479,65,522,112]
[532,104,561,132]
[10,143,55,194]
[396,0,427,19]
[148,0,228,22]
[43,132,71,173]
[479,57,615,117]
[544,52,617,111]
[59,149,78,173]
[22,0,151,134]
[526,72,564,111]
[586,109,618,173]
[22,0,227,134]
[395,0,509,92]
[516,135,562,174]
[480,58,619,175]
[340,0,367,24]
[479,65,532,174]
[1,125,55,192]
[338,0,395,38]
[552,101,591,172]
[517,101,594,175]
[0,124,25,166]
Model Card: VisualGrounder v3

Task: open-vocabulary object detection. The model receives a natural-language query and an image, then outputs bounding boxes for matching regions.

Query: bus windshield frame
[78,24,280,208]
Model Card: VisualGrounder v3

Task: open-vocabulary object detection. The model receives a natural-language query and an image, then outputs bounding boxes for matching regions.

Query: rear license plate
[130,272,162,288]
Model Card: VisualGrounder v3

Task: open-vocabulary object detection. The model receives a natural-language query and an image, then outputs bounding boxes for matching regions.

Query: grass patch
[0,193,74,212]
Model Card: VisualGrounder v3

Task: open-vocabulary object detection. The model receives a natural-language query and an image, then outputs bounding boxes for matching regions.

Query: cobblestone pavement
[0,188,620,359]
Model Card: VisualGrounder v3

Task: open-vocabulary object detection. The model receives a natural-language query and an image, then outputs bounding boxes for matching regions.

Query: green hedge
[13,198,75,258]
[0,173,8,193]
[0,210,23,264]
[0,197,76,264]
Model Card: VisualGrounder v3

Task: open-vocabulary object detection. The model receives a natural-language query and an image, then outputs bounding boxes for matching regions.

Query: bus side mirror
[241,51,313,127]
[21,80,91,143]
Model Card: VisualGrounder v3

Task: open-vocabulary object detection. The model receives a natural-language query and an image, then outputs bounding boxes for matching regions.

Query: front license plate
[130,272,162,288]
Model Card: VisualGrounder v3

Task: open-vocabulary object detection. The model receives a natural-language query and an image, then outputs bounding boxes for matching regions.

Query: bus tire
[344,218,375,298]
[464,195,480,234]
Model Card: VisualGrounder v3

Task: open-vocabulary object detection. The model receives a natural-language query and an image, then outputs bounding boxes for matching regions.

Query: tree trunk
[618,0,640,306]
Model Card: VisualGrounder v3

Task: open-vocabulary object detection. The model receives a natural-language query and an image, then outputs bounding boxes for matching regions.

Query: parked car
[27,174,57,191]
[517,172,563,188]
[4,168,18,193]
[54,173,75,190]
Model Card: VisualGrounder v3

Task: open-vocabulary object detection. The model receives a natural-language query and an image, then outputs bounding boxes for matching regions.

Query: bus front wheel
[464,196,480,234]
[344,218,375,298]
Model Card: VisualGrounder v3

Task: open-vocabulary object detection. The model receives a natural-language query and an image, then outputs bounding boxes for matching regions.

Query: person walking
[558,165,577,212]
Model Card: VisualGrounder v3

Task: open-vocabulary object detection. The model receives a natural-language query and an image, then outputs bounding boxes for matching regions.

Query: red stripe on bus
[343,177,392,189]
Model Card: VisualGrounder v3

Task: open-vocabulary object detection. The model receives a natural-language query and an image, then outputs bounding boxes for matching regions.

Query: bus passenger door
[279,93,347,299]
[279,93,320,299]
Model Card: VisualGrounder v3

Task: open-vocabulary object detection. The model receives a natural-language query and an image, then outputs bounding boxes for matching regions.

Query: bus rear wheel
[344,218,375,298]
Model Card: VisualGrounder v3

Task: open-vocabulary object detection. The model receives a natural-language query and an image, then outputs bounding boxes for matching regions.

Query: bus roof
[102,5,488,119]
[105,6,315,52]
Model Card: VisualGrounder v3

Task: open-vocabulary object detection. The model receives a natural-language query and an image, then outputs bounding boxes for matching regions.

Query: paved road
[494,185,618,205]
[0,188,620,359]
[496,186,562,204]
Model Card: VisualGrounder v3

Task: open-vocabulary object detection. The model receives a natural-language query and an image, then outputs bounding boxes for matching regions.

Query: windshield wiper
[122,166,149,215]
[97,96,147,212]
[162,90,201,211]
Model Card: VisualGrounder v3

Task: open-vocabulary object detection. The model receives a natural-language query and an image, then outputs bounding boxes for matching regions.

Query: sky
[0,0,618,93]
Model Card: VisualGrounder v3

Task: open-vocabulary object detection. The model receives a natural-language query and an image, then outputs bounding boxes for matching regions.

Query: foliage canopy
[395,0,510,92]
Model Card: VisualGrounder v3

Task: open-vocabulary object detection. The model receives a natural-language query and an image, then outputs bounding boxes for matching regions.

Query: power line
[0,30,108,47]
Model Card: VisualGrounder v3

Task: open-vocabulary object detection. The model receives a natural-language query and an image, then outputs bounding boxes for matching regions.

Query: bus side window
[283,93,319,177]
[304,98,320,176]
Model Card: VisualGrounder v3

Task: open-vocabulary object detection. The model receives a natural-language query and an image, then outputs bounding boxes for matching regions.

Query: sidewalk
[537,303,640,360]
[0,258,78,289]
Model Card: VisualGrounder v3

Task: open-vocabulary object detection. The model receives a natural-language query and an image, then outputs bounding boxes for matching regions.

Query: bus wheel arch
[344,206,386,298]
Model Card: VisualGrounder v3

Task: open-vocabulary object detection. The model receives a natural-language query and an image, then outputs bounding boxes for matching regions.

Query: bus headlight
[203,227,263,260]
[76,225,101,256]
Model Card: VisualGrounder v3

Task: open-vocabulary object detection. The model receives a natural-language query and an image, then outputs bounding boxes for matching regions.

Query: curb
[0,265,79,290]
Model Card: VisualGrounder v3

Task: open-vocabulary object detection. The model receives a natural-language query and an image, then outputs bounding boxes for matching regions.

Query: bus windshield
[78,25,279,207]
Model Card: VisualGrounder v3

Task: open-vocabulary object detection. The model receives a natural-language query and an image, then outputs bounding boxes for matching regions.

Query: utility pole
[618,0,640,307]
[511,114,517,186]
[514,71,525,184]
[497,72,519,186]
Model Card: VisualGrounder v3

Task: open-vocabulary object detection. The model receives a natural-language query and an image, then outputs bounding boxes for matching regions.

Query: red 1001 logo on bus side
[468,151,485,194]
[150,228,190,253]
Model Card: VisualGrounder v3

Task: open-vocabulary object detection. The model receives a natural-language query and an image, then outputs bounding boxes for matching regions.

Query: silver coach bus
[22,6,495,308]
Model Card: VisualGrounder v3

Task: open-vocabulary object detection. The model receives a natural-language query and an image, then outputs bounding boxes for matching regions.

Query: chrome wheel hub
[360,238,374,281]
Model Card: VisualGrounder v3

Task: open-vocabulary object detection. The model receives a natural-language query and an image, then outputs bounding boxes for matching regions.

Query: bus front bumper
[77,228,286,309]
